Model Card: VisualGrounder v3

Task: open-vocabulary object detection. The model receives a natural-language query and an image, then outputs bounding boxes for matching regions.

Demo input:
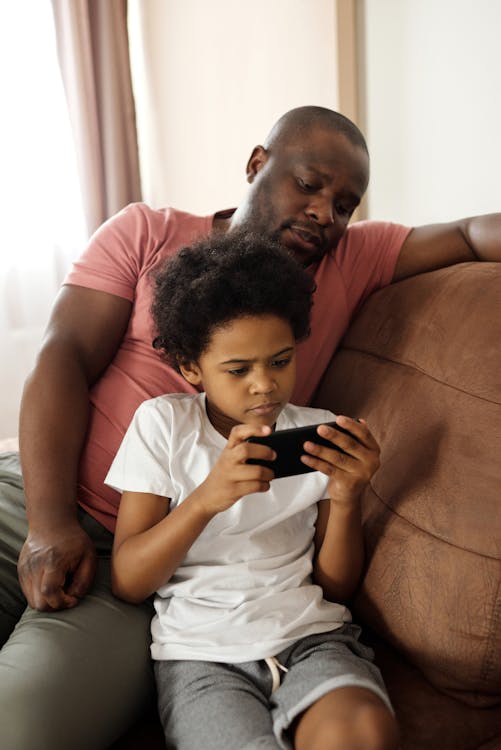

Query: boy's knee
[296,690,399,750]
[351,698,400,750]
[342,702,399,750]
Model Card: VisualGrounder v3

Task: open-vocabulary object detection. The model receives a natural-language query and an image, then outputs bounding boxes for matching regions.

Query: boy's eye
[227,367,248,376]
[271,358,291,369]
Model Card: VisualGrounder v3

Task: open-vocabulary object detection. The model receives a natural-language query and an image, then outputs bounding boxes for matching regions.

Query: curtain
[0,1,141,440]
[51,0,142,235]
[0,3,87,440]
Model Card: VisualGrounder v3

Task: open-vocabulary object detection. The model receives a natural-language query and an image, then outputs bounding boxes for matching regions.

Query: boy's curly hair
[151,231,316,370]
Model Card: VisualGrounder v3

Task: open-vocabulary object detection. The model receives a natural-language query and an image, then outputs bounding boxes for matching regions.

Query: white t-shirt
[106,393,351,662]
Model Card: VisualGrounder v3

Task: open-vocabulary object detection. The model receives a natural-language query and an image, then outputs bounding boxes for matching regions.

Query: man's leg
[0,454,156,750]
[0,452,28,644]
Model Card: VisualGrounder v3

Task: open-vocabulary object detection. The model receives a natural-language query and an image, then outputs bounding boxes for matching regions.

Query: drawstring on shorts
[264,656,289,693]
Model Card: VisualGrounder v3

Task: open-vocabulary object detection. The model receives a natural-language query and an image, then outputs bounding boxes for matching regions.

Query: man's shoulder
[341,219,409,244]
[329,219,411,275]
[118,202,215,232]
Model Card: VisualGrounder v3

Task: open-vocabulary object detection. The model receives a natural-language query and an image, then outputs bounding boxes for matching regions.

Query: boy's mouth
[247,401,281,416]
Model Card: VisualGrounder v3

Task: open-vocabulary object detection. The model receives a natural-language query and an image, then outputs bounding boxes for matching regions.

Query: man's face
[181,314,296,439]
[234,128,369,267]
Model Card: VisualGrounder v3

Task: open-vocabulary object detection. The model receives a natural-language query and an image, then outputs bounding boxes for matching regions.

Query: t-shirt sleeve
[336,220,412,318]
[105,399,176,499]
[64,203,166,301]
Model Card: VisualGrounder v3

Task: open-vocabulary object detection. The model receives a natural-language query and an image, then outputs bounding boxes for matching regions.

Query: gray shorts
[154,624,392,750]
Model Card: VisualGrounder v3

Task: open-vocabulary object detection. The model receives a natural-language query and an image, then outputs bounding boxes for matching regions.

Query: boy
[107,232,399,750]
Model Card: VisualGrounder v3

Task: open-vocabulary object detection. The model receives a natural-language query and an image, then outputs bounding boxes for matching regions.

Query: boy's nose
[250,373,276,394]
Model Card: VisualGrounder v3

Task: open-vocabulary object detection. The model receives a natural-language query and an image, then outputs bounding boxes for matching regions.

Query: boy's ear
[179,361,203,386]
[246,145,269,184]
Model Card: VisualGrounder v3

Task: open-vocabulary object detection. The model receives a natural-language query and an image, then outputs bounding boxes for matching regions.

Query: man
[0,106,499,749]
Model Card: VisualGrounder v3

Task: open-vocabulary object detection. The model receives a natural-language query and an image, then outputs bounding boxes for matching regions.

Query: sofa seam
[369,484,501,563]
[342,347,501,406]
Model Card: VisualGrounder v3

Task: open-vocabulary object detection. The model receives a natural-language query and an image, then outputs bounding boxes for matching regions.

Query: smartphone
[246,420,357,479]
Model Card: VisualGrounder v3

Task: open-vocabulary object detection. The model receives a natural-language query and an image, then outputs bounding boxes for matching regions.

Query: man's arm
[18,285,132,611]
[393,213,501,281]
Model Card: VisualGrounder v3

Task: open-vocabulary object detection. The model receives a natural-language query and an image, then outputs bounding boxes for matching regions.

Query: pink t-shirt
[64,203,410,530]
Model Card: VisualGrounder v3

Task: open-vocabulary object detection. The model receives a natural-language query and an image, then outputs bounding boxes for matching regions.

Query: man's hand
[301,416,380,504]
[196,424,276,516]
[18,520,97,611]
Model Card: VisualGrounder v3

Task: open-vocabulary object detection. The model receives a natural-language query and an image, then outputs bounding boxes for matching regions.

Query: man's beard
[237,204,329,267]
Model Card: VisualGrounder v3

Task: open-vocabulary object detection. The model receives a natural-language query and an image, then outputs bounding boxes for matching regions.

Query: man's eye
[297,177,315,192]
[336,203,353,218]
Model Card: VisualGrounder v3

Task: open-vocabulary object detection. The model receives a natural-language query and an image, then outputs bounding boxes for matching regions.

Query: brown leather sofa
[313,261,501,750]
[115,261,501,749]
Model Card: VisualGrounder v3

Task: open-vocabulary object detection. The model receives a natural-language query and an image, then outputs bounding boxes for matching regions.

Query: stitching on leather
[369,486,500,563]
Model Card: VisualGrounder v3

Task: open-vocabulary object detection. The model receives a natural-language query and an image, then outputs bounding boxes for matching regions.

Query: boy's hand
[196,424,276,515]
[301,416,380,505]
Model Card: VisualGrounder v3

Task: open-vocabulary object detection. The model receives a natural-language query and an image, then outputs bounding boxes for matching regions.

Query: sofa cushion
[313,262,501,706]
[367,630,501,750]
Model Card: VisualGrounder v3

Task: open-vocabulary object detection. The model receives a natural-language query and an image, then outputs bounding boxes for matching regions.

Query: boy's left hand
[301,416,380,504]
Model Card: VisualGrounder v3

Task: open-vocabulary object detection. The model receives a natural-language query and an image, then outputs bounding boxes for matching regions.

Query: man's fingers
[19,542,97,611]
[67,551,97,599]
[18,552,45,609]
[18,572,36,609]
[39,564,77,610]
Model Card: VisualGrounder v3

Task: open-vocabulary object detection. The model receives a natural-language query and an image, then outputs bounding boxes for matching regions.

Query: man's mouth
[290,225,322,247]
[281,225,327,262]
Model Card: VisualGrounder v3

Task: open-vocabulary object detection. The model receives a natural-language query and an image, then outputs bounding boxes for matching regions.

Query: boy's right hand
[196,424,276,515]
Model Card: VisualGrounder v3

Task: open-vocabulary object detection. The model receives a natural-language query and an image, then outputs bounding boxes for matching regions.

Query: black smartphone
[246,420,357,479]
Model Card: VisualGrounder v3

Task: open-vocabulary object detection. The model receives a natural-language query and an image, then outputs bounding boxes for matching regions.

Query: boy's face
[181,314,296,438]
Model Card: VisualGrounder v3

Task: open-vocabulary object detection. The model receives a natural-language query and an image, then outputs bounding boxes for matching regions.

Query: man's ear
[246,145,269,184]
[179,361,203,386]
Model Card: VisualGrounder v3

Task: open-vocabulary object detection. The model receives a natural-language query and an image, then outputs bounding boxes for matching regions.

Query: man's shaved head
[263,106,368,155]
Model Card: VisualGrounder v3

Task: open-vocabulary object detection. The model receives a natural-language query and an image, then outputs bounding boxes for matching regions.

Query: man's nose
[306,195,334,226]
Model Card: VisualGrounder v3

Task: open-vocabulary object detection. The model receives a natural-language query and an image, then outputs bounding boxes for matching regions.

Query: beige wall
[128,0,340,214]
[362,0,501,225]
[130,0,501,226]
